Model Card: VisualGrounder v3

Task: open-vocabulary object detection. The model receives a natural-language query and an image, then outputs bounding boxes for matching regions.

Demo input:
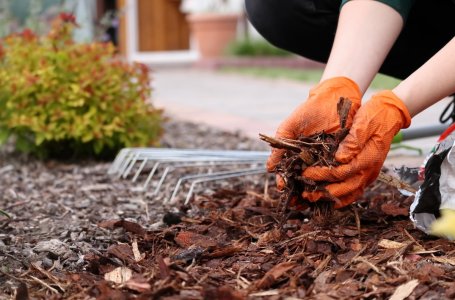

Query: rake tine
[132,158,149,182]
[109,147,270,205]
[166,167,266,205]
[183,168,266,205]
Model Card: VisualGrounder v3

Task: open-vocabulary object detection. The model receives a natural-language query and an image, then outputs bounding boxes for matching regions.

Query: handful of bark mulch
[260,97,353,210]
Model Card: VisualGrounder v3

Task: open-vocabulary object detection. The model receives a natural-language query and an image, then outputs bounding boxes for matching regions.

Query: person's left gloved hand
[302,90,412,208]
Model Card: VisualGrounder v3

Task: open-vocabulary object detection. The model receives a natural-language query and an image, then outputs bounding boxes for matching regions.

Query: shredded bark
[260,97,416,213]
[1,119,454,300]
[259,97,353,212]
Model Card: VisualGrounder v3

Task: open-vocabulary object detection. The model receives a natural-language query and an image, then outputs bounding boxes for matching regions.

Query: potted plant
[180,0,243,59]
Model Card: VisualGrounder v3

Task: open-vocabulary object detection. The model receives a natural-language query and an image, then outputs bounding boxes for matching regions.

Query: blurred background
[0,0,312,63]
[0,0,446,160]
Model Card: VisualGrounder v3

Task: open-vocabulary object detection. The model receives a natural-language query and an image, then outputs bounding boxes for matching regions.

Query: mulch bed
[1,120,455,300]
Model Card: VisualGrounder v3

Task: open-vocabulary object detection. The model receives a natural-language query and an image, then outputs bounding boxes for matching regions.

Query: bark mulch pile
[1,120,455,299]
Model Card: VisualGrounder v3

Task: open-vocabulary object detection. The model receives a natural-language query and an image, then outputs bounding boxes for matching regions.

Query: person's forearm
[321,0,403,94]
[393,37,455,117]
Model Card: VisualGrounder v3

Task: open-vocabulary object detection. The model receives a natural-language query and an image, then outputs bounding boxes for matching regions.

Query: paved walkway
[152,67,452,167]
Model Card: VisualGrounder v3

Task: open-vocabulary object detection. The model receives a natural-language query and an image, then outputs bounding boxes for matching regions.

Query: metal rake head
[109,148,269,205]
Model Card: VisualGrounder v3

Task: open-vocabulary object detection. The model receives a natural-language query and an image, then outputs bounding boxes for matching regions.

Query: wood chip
[378,239,406,249]
[249,290,280,297]
[81,184,112,192]
[431,256,455,266]
[389,279,419,300]
[377,172,416,194]
[104,267,133,284]
[125,279,151,293]
[132,239,142,262]
[15,282,29,300]
[255,262,296,289]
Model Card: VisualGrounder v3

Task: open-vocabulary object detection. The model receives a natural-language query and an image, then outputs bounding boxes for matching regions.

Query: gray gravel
[0,119,269,297]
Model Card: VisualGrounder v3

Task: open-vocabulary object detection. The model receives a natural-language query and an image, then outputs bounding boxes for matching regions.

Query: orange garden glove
[267,77,362,180]
[303,90,412,208]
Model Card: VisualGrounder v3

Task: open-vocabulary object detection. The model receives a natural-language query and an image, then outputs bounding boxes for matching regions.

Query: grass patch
[226,39,291,57]
[221,67,401,90]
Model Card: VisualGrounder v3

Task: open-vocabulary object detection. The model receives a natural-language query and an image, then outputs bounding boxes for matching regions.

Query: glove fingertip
[335,136,360,163]
[266,149,285,172]
[326,183,364,209]
[302,166,327,181]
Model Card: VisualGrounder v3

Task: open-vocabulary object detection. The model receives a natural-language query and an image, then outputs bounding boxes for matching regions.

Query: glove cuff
[374,90,412,129]
[311,76,362,105]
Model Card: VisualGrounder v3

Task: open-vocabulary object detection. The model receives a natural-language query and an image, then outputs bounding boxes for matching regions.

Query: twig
[4,201,27,210]
[29,275,60,294]
[258,134,301,152]
[0,268,22,281]
[377,172,417,194]
[343,244,368,269]
[337,97,352,129]
[31,262,66,292]
[279,231,320,246]
[403,228,424,250]
[281,137,326,147]
[353,207,361,238]
[353,257,388,278]
[391,241,414,262]
[311,255,331,277]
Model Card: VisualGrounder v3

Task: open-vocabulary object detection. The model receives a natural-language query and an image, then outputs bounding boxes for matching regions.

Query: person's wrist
[392,84,416,117]
[375,90,412,129]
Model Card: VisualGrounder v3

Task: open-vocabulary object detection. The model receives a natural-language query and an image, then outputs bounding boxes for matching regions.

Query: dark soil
[1,120,455,300]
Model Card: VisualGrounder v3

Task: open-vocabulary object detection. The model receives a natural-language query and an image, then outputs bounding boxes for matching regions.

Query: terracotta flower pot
[186,13,239,58]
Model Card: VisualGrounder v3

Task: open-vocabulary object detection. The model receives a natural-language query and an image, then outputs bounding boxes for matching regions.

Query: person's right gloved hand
[302,90,412,208]
[266,77,362,181]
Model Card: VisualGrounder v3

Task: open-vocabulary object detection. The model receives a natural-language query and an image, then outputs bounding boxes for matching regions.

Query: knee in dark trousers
[244,0,340,64]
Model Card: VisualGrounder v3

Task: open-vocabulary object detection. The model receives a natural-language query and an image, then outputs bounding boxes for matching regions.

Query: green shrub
[0,13,163,159]
[227,39,291,57]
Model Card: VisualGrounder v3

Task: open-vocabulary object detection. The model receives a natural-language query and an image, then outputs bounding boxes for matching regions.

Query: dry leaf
[104,267,133,284]
[378,239,406,249]
[389,279,419,300]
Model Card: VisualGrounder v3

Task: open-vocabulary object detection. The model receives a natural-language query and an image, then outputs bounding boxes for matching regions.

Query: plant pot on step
[187,13,239,59]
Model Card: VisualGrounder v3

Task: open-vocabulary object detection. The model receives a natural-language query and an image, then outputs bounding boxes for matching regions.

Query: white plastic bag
[410,124,455,234]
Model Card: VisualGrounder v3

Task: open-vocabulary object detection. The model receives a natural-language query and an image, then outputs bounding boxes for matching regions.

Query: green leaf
[0,209,10,218]
[0,17,162,160]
